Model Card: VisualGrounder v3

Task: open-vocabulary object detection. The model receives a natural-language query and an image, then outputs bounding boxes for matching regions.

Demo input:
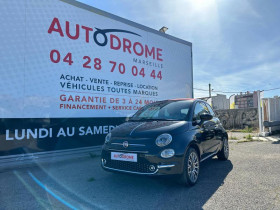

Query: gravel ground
[0,141,280,210]
[227,131,258,140]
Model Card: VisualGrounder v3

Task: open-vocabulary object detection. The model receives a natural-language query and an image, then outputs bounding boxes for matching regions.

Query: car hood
[111,120,190,138]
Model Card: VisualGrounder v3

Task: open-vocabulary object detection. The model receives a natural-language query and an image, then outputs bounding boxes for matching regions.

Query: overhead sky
[78,0,280,98]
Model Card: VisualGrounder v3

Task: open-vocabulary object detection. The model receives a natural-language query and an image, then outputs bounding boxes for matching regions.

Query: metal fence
[262,97,280,133]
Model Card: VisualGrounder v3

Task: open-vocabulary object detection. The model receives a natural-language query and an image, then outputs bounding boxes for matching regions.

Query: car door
[200,102,218,154]
[192,102,215,157]
[206,103,223,150]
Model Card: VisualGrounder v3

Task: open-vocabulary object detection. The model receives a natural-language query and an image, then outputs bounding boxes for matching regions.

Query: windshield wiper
[128,118,149,121]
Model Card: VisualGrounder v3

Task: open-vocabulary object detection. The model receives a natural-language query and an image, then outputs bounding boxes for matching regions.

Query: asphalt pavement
[0,141,280,210]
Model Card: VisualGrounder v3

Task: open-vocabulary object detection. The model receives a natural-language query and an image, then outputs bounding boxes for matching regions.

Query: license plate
[111,152,137,162]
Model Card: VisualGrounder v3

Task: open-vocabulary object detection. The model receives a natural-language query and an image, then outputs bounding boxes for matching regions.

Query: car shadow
[271,140,280,144]
[100,158,233,210]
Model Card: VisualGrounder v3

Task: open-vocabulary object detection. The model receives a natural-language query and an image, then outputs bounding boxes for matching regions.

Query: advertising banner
[0,0,193,156]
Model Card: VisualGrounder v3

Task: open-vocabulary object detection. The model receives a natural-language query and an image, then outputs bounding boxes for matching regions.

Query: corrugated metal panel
[263,97,280,132]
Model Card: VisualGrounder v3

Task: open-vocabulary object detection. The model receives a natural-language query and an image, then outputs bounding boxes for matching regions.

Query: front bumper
[101,149,184,175]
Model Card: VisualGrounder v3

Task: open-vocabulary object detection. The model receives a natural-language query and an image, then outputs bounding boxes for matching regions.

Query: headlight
[161,149,175,158]
[105,133,111,144]
[155,133,172,147]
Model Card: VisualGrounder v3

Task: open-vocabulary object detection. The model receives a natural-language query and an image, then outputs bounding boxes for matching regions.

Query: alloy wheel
[187,152,199,183]
[224,138,229,157]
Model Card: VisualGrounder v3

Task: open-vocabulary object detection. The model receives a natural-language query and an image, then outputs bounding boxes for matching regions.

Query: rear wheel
[217,137,229,160]
[180,147,200,186]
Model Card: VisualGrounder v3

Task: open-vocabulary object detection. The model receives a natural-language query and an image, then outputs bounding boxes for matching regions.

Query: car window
[193,102,208,122]
[181,108,189,115]
[131,100,192,121]
[206,103,216,117]
[200,102,210,114]
[137,106,160,118]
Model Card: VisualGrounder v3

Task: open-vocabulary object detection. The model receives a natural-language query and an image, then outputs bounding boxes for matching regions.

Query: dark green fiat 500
[101,99,229,186]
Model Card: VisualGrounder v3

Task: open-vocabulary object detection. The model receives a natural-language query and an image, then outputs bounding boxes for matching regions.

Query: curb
[0,146,102,172]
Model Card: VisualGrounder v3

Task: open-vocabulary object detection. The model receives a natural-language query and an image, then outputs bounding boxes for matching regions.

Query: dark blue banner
[0,117,126,156]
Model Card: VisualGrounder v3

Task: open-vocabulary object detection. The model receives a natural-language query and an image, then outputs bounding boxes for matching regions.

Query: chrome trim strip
[111,143,146,147]
[130,144,145,146]
[200,152,217,162]
[129,123,146,136]
[102,165,158,175]
[107,149,148,153]
[157,164,175,169]
[127,144,146,146]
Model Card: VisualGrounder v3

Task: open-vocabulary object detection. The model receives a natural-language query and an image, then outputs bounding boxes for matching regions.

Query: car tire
[180,147,200,186]
[217,137,229,160]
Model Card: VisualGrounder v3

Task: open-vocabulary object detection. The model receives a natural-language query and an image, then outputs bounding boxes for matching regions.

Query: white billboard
[0,0,193,119]
[0,0,193,155]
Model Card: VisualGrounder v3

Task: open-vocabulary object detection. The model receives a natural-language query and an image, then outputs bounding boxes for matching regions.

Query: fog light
[102,158,106,165]
[149,165,156,171]
[161,149,175,158]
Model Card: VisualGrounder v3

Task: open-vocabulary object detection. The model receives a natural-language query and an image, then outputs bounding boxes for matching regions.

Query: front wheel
[217,137,229,160]
[180,147,200,186]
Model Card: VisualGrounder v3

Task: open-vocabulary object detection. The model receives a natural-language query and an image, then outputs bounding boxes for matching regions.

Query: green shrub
[242,127,253,133]
[245,134,253,140]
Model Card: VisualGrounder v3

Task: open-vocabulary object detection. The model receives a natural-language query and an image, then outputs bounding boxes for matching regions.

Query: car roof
[169,98,195,101]
[166,98,209,104]
[151,98,207,104]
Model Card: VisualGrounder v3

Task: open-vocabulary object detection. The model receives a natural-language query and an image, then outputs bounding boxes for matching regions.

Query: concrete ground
[0,141,280,210]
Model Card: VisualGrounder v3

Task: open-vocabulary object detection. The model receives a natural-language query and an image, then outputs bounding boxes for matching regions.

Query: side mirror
[200,113,213,122]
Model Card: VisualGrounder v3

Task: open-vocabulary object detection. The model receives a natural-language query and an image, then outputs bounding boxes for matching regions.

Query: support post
[257,90,266,136]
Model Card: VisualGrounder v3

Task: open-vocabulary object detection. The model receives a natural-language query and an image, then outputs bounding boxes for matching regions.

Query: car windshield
[130,100,192,121]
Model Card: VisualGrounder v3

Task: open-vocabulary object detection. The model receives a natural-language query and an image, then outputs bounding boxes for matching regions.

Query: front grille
[102,151,156,174]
